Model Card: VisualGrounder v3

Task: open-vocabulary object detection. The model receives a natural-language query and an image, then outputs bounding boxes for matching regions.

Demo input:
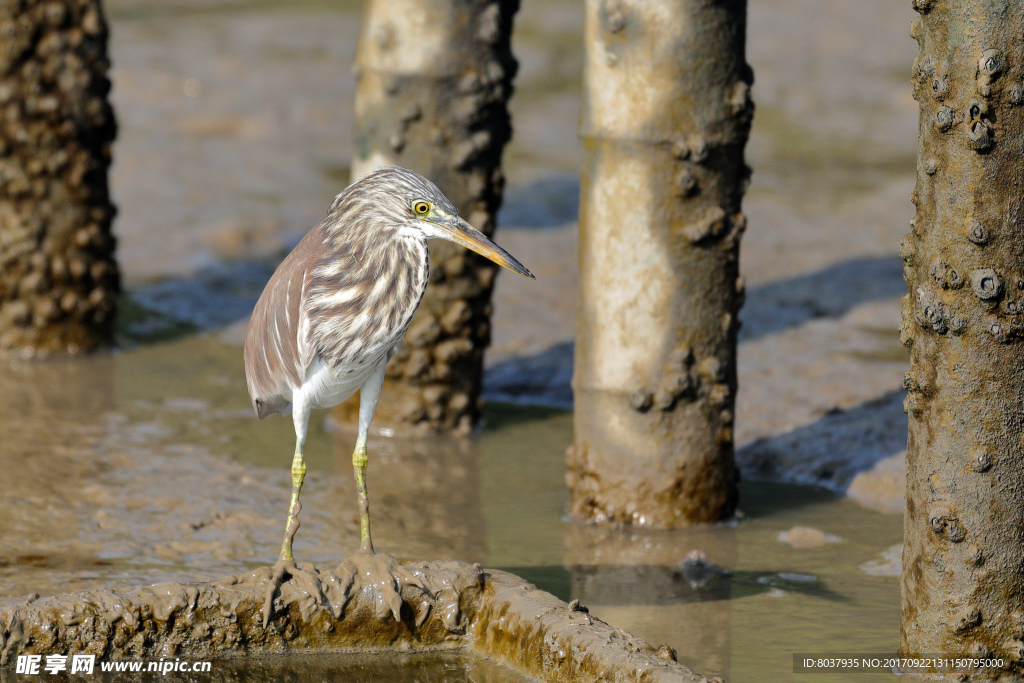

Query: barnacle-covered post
[901,1,1024,672]
[0,0,118,355]
[346,0,519,434]
[568,0,752,525]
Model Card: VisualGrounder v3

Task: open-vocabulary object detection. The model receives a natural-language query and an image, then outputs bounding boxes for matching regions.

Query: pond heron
[244,167,533,625]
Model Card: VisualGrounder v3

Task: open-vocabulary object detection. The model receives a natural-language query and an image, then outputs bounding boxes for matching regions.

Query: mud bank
[0,561,708,683]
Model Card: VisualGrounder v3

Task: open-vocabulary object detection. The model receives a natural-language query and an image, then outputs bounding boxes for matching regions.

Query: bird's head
[339,167,535,280]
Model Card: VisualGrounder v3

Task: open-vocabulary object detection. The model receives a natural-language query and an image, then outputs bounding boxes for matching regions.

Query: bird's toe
[262,559,347,626]
[336,552,431,622]
[290,562,326,600]
[262,559,296,627]
[397,564,433,599]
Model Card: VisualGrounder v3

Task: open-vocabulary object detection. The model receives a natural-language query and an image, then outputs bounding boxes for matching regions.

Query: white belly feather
[299,353,377,412]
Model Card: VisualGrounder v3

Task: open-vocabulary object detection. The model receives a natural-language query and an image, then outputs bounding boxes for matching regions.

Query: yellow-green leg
[263,435,318,627]
[352,431,374,554]
[352,358,387,555]
[331,360,433,622]
[280,440,307,561]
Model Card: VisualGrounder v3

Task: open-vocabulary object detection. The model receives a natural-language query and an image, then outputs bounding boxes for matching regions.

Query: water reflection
[564,521,737,678]
[0,354,116,595]
[0,652,531,683]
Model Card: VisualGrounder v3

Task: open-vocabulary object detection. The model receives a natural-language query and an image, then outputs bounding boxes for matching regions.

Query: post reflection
[564,520,737,680]
[0,353,116,596]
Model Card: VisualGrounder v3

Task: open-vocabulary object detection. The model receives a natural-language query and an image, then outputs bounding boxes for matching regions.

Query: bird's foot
[261,558,352,627]
[336,551,433,622]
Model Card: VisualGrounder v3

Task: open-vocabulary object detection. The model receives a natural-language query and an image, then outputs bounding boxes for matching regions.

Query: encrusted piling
[345,0,520,434]
[901,0,1024,676]
[0,0,119,355]
[0,562,711,682]
[568,0,753,525]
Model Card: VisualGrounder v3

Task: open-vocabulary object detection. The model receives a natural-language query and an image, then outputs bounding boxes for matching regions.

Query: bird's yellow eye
[413,201,430,215]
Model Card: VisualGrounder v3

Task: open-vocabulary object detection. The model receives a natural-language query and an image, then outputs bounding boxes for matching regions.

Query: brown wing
[243,226,326,418]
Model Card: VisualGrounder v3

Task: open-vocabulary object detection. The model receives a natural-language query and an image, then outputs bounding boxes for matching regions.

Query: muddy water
[0,327,900,683]
[211,652,535,682]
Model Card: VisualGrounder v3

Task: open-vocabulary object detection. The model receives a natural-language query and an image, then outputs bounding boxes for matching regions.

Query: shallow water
[0,328,901,683]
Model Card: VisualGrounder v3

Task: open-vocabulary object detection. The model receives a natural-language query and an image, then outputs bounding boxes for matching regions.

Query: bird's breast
[305,235,429,372]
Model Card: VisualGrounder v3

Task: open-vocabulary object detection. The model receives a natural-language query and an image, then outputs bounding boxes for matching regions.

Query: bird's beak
[439,216,535,279]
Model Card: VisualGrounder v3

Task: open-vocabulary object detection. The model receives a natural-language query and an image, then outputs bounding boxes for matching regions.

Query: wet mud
[0,562,706,683]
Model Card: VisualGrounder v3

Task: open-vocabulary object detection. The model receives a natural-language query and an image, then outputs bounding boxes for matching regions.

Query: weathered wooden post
[347,0,519,434]
[901,0,1024,674]
[568,0,753,525]
[0,0,118,355]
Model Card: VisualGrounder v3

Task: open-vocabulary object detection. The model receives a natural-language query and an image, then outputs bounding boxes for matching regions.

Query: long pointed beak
[441,216,535,279]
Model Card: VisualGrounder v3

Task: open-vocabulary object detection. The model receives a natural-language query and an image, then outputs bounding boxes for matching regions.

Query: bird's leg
[333,359,431,622]
[351,359,387,555]
[352,430,374,554]
[263,435,317,627]
[280,439,307,561]
[262,400,326,627]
